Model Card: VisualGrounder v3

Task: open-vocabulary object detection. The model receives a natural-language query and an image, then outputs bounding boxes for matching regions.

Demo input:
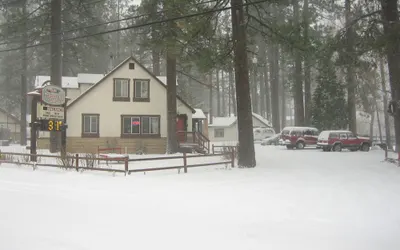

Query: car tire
[296,141,305,149]
[361,143,370,152]
[333,143,342,152]
[322,146,330,152]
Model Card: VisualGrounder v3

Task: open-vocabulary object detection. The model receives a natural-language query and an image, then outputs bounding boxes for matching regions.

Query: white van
[253,127,275,141]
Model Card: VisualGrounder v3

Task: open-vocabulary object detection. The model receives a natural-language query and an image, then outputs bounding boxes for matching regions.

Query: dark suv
[317,130,371,152]
[281,126,320,149]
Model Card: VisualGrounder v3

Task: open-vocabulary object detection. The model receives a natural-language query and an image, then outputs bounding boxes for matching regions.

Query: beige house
[208,113,272,143]
[37,56,196,154]
[0,107,20,142]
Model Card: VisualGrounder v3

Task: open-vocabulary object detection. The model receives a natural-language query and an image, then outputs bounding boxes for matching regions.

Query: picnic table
[98,153,129,165]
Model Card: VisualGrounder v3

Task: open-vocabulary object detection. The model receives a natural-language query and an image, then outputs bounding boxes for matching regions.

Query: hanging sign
[41,85,65,106]
[37,103,65,120]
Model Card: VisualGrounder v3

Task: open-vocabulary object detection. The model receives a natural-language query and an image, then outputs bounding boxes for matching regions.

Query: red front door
[176,116,186,142]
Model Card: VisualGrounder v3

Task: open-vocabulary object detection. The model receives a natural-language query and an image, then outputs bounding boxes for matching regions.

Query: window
[82,114,99,137]
[329,133,338,139]
[121,115,160,137]
[113,78,130,101]
[141,116,160,134]
[339,133,347,139]
[129,63,135,69]
[133,79,150,101]
[347,133,357,139]
[214,128,224,138]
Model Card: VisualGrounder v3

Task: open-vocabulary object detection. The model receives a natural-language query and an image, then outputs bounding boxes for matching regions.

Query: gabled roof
[193,109,206,119]
[209,113,272,128]
[208,116,236,127]
[252,113,272,127]
[0,107,20,124]
[67,56,195,113]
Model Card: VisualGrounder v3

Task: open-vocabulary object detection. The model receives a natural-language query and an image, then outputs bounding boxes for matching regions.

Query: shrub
[80,153,97,168]
[57,153,74,169]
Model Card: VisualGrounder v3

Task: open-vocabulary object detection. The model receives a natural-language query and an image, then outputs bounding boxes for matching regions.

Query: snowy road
[1,146,400,250]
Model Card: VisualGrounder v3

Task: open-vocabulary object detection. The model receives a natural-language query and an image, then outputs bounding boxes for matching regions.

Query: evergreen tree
[311,52,348,130]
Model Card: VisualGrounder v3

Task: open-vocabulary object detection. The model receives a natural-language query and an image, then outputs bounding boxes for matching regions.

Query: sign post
[28,81,68,161]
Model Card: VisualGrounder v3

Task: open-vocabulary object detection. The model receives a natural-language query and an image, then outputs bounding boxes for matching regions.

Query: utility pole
[231,0,256,167]
[49,0,63,153]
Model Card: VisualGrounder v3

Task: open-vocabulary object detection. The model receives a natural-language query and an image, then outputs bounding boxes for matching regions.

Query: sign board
[37,103,64,120]
[40,120,64,131]
[41,85,65,106]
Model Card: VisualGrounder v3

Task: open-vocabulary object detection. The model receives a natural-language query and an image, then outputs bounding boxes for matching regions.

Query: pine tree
[311,52,348,131]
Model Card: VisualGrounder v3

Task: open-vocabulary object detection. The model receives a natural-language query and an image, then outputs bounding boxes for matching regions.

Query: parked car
[253,127,275,141]
[261,133,281,146]
[281,126,320,149]
[317,130,371,152]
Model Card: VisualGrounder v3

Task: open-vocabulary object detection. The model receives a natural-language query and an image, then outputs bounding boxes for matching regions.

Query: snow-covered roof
[209,116,237,127]
[156,76,178,86]
[252,113,272,127]
[209,113,272,128]
[193,109,206,119]
[77,73,104,84]
[35,75,78,89]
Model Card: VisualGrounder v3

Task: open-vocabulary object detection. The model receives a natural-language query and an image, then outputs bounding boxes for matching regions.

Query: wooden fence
[0,150,235,175]
[212,145,238,155]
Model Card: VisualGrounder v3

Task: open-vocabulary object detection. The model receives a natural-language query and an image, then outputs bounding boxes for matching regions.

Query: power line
[0,0,104,40]
[0,0,269,53]
[0,0,221,47]
[0,0,220,46]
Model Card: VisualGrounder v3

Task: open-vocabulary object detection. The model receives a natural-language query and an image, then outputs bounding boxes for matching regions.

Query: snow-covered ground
[1,145,400,250]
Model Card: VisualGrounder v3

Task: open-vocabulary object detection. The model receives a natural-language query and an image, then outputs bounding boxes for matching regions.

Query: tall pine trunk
[20,0,28,146]
[379,57,392,148]
[259,64,266,117]
[293,0,305,125]
[380,0,400,151]
[165,2,178,153]
[251,66,258,113]
[345,0,357,134]
[49,0,63,153]
[221,71,226,116]
[263,57,271,120]
[208,73,213,123]
[269,43,280,133]
[303,0,312,125]
[152,50,160,75]
[231,0,256,167]
[280,48,286,128]
[216,69,221,116]
[228,67,236,116]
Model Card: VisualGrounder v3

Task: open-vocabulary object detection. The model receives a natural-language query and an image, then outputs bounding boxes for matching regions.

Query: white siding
[208,126,237,142]
[208,116,271,142]
[65,58,192,138]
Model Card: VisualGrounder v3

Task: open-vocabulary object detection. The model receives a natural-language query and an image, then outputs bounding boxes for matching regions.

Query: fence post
[212,144,214,154]
[385,145,388,160]
[75,154,79,171]
[231,150,235,168]
[183,152,187,173]
[124,157,129,176]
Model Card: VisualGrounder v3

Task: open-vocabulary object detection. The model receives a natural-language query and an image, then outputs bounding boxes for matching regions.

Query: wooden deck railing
[176,131,210,154]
